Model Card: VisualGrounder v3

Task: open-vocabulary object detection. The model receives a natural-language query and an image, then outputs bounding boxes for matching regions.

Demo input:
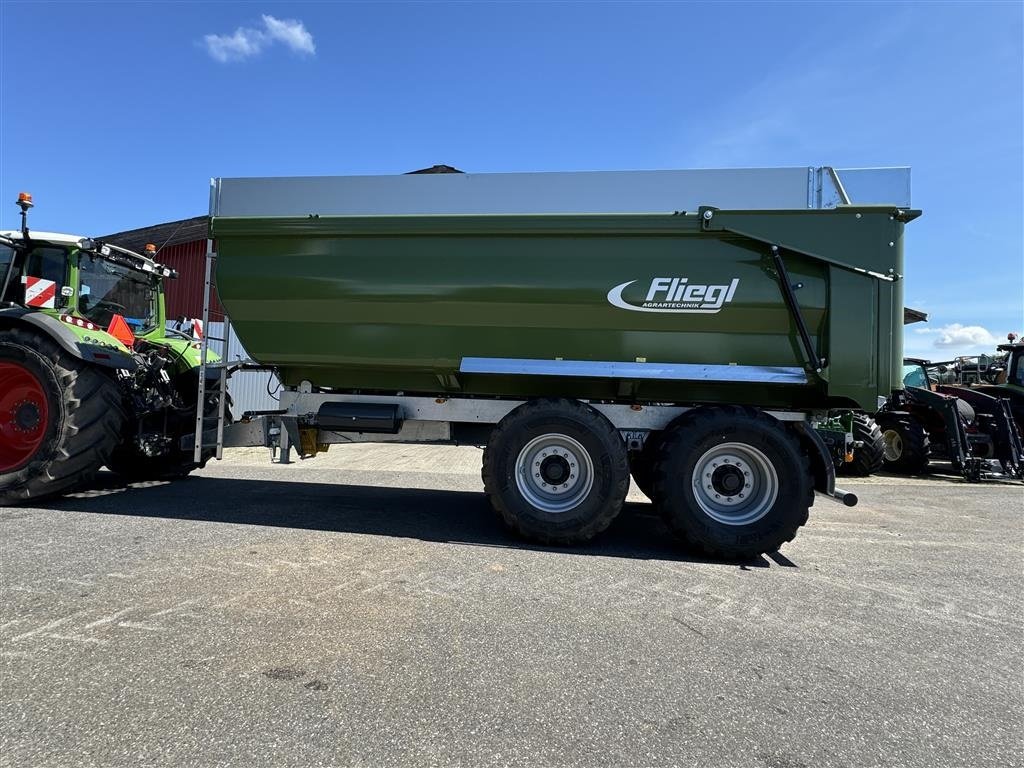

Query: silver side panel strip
[459,358,809,385]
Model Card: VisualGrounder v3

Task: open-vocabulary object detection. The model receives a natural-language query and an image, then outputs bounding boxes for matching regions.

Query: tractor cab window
[1011,352,1024,387]
[77,254,157,332]
[0,245,66,306]
[0,245,13,302]
[24,247,67,286]
[902,364,929,389]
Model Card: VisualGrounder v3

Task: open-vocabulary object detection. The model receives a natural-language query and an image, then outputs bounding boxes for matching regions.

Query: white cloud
[203,28,264,63]
[914,323,1000,349]
[203,15,315,63]
[261,15,315,56]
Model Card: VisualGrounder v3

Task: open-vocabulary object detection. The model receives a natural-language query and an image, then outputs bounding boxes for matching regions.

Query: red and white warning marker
[22,276,57,308]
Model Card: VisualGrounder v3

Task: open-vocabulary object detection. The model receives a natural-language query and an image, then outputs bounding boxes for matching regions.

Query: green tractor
[968,339,1024,434]
[1,193,222,505]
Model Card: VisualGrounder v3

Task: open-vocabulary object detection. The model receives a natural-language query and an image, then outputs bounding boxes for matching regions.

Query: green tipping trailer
[204,166,918,559]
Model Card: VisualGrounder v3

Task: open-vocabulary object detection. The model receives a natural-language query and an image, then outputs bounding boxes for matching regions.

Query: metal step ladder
[193,240,231,463]
[192,240,292,464]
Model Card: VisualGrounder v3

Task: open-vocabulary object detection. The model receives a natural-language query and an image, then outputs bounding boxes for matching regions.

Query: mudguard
[793,421,858,506]
[0,307,137,371]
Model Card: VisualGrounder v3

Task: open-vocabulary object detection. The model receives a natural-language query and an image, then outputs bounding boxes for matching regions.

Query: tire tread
[0,328,126,504]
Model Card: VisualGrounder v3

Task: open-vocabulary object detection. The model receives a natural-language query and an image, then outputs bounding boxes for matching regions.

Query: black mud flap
[794,422,858,507]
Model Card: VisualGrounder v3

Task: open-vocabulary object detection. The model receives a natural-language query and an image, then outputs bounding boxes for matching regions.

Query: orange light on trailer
[144,243,157,255]
[16,192,33,210]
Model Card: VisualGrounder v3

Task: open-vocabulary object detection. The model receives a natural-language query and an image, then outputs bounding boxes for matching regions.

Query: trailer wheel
[839,413,885,476]
[0,329,125,505]
[876,416,930,474]
[652,406,812,559]
[482,398,629,545]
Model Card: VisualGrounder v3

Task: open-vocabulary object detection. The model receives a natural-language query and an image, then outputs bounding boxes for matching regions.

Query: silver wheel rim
[882,430,903,462]
[515,433,594,514]
[691,442,778,526]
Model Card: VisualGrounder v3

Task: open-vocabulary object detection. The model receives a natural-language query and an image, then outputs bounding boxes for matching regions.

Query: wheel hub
[882,429,903,462]
[0,361,50,473]
[711,464,745,495]
[14,401,42,431]
[540,455,571,484]
[515,433,595,514]
[691,443,778,526]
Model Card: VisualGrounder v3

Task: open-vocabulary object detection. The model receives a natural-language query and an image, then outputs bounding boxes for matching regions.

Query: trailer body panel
[212,207,910,412]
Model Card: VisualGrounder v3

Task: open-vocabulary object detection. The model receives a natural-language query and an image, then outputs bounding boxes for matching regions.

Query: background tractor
[962,340,1024,434]
[0,194,223,505]
[862,358,1023,480]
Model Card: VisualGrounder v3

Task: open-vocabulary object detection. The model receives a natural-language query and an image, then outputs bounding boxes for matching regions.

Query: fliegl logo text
[607,277,740,314]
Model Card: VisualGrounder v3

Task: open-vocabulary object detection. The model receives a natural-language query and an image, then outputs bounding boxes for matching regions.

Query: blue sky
[1,1,1021,357]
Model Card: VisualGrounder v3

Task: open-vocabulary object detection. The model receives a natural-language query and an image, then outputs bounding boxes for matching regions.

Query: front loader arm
[904,386,977,479]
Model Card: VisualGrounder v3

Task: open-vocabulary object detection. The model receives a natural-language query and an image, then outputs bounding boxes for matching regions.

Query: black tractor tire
[0,329,125,505]
[106,388,231,482]
[839,413,885,476]
[629,434,661,500]
[651,406,813,560]
[105,442,206,482]
[482,398,630,545]
[876,415,930,474]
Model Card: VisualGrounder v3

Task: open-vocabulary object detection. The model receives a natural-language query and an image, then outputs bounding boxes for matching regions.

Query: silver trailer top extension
[210,165,911,218]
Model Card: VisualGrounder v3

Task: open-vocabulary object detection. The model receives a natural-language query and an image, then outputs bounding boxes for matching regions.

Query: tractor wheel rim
[691,442,778,526]
[0,362,50,473]
[882,430,903,462]
[515,433,594,514]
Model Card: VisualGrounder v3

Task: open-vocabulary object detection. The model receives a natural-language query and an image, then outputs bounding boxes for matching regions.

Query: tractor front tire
[105,445,205,482]
[839,413,885,476]
[106,390,230,482]
[1,329,125,505]
[876,415,930,474]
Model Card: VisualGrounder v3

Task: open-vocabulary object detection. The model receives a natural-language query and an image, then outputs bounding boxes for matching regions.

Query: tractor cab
[996,343,1023,390]
[901,358,936,391]
[1,194,176,345]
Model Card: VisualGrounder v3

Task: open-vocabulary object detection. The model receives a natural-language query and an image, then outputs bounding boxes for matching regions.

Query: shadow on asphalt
[41,473,776,568]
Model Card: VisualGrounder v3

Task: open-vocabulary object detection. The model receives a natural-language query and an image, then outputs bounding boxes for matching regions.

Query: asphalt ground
[1,445,1022,768]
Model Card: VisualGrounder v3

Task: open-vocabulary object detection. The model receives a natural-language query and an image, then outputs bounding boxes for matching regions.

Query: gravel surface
[1,445,1022,768]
